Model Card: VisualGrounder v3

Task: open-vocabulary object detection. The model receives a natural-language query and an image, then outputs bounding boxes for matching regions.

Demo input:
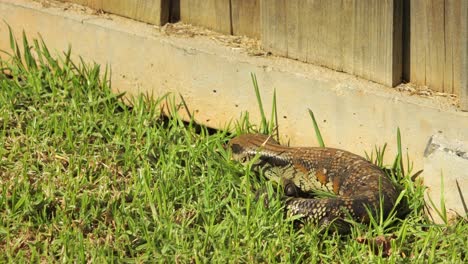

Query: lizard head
[228,140,257,164]
[228,134,279,165]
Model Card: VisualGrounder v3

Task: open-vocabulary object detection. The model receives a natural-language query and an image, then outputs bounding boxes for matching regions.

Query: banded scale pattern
[229,134,399,231]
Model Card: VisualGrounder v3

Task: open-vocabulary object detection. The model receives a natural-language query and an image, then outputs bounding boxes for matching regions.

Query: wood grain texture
[57,0,169,25]
[261,0,403,87]
[179,0,231,34]
[103,0,170,26]
[261,0,287,56]
[408,0,467,97]
[460,0,468,110]
[231,0,260,38]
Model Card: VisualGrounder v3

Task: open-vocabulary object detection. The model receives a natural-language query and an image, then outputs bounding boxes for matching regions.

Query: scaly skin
[229,134,398,230]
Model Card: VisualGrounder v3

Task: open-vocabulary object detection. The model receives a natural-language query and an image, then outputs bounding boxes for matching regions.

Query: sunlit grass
[0,30,466,263]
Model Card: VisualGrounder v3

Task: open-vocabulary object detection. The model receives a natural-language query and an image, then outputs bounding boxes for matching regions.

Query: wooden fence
[58,0,468,110]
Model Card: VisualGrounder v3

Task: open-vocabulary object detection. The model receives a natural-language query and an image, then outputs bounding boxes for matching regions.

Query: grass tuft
[234,74,278,139]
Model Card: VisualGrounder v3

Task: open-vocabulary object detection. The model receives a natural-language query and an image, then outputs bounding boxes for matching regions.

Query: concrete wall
[1,0,467,221]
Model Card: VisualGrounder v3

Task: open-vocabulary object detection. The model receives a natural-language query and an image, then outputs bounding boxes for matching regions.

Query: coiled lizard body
[229,134,399,231]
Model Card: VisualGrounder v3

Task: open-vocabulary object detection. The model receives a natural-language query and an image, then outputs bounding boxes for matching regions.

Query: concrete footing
[424,133,468,223]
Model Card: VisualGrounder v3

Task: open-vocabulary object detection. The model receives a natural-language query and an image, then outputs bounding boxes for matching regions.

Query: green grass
[0,31,466,263]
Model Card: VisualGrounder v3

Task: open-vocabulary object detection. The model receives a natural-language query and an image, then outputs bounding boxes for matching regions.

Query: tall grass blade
[32,39,46,67]
[251,73,268,133]
[308,108,325,147]
[7,24,21,61]
[22,31,37,70]
[438,173,448,223]
[269,88,279,140]
[396,128,405,177]
[39,35,59,70]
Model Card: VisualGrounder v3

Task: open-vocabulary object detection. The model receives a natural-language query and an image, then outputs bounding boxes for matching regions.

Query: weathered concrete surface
[424,133,468,223]
[0,0,467,220]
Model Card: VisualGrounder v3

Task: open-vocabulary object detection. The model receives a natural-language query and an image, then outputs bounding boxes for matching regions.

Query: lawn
[0,32,466,263]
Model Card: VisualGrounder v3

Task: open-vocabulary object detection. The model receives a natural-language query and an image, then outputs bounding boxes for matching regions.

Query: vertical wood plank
[409,0,428,86]
[57,0,169,25]
[305,0,323,66]
[104,0,170,25]
[451,0,463,97]
[460,0,468,110]
[351,1,369,79]
[285,0,302,60]
[443,0,455,94]
[341,0,356,73]
[261,0,287,57]
[231,0,260,38]
[300,0,315,63]
[274,0,308,61]
[179,0,231,34]
[408,0,466,97]
[262,0,402,87]
[325,0,344,72]
[426,0,445,92]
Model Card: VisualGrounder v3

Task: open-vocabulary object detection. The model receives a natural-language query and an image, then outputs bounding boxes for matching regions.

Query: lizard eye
[240,156,248,163]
